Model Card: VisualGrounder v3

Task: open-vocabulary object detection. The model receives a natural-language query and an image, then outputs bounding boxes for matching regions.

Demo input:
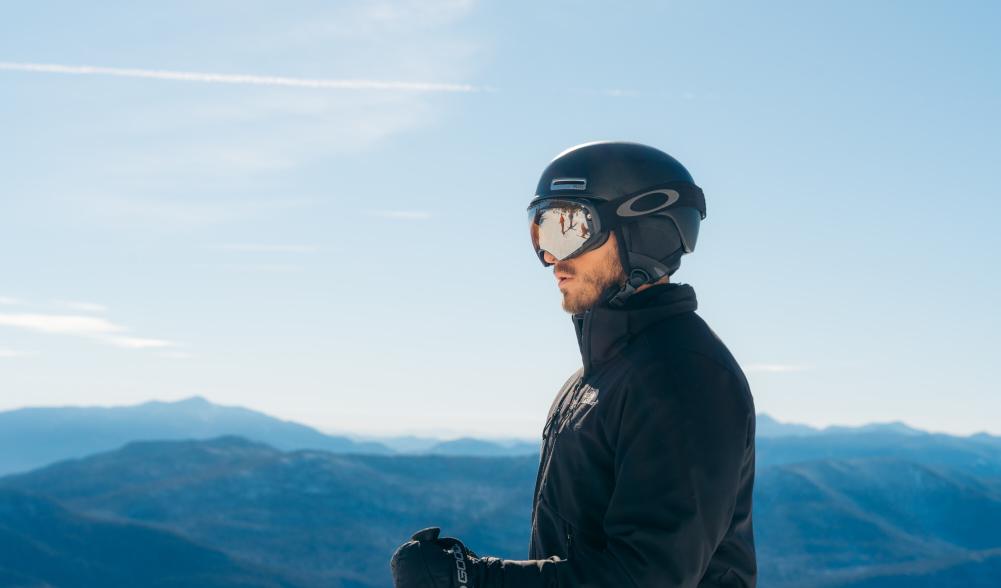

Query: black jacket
[478,283,757,587]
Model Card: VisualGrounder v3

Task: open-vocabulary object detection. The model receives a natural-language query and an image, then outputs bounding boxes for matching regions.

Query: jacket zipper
[532,308,593,551]
[534,369,589,514]
[538,381,579,483]
[537,308,595,506]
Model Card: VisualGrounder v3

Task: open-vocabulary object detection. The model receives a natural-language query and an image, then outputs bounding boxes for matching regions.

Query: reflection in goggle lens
[529,201,594,261]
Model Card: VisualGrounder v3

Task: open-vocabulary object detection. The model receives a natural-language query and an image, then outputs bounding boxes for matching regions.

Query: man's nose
[543,250,557,265]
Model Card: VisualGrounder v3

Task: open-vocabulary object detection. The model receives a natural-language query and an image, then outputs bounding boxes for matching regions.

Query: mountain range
[0,396,552,476]
[0,487,303,587]
[1,396,974,476]
[0,437,537,587]
[2,430,1000,586]
[2,397,1000,586]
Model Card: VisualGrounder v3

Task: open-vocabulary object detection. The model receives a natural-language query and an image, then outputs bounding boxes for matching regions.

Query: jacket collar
[572,282,698,377]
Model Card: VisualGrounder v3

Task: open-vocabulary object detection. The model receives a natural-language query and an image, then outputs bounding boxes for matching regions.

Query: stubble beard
[558,247,627,314]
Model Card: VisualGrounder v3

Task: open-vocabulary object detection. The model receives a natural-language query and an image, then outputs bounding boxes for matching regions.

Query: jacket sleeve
[476,358,753,588]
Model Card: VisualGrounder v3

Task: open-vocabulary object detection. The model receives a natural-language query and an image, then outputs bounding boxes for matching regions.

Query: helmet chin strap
[604,227,646,308]
[605,268,651,308]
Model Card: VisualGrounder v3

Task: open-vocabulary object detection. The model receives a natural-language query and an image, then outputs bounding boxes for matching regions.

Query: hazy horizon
[2,393,993,441]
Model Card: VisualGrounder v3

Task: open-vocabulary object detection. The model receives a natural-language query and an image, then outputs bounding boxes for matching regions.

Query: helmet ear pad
[618,209,699,280]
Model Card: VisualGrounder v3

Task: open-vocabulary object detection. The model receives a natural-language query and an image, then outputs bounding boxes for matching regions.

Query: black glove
[390,526,486,588]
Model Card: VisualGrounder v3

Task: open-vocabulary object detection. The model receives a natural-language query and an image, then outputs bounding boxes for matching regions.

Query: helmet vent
[550,177,587,191]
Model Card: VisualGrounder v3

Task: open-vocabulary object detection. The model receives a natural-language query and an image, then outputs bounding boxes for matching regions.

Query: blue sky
[1,0,999,438]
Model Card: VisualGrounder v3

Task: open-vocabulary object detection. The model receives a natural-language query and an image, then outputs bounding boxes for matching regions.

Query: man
[391,141,757,587]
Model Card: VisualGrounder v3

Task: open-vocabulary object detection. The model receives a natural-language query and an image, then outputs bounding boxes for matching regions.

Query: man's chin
[561,289,600,314]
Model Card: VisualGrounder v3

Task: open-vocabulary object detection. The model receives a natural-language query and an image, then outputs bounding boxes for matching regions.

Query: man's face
[544,231,627,314]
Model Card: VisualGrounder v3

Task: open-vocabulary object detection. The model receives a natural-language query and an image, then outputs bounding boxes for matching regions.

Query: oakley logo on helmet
[550,177,587,191]
[615,189,681,218]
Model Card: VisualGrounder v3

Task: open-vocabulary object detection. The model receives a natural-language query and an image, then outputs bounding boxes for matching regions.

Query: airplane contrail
[0,61,482,93]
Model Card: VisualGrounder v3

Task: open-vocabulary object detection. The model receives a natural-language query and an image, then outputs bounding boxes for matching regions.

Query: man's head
[528,141,706,309]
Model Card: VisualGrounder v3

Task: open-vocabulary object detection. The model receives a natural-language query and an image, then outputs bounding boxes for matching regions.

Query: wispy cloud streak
[54,300,108,313]
[107,336,175,349]
[0,312,175,350]
[0,314,121,335]
[0,61,482,93]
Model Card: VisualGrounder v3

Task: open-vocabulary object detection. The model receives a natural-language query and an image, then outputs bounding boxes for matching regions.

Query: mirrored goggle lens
[528,200,596,262]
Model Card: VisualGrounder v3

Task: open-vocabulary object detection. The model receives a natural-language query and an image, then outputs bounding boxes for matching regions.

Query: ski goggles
[527,182,706,266]
[527,198,608,266]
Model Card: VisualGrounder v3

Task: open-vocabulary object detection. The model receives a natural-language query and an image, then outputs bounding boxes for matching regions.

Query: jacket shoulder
[639,311,749,388]
[623,312,755,428]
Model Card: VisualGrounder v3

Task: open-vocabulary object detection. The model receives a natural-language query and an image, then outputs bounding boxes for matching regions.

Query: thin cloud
[67,195,318,228]
[365,209,433,220]
[0,312,176,350]
[0,297,20,305]
[0,61,631,99]
[0,313,121,335]
[54,300,108,313]
[0,348,34,358]
[106,336,175,349]
[218,243,318,253]
[745,363,812,373]
[0,61,482,93]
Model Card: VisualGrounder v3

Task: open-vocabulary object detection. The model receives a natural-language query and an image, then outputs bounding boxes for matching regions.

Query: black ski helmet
[530,141,706,307]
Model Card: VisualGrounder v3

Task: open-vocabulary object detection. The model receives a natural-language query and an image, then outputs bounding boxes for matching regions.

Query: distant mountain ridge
[2,396,997,477]
[424,437,541,456]
[0,396,548,475]
[0,396,392,475]
[756,413,929,437]
[757,430,1001,476]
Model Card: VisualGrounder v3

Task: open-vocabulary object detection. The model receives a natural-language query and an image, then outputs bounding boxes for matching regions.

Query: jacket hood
[572,282,698,375]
